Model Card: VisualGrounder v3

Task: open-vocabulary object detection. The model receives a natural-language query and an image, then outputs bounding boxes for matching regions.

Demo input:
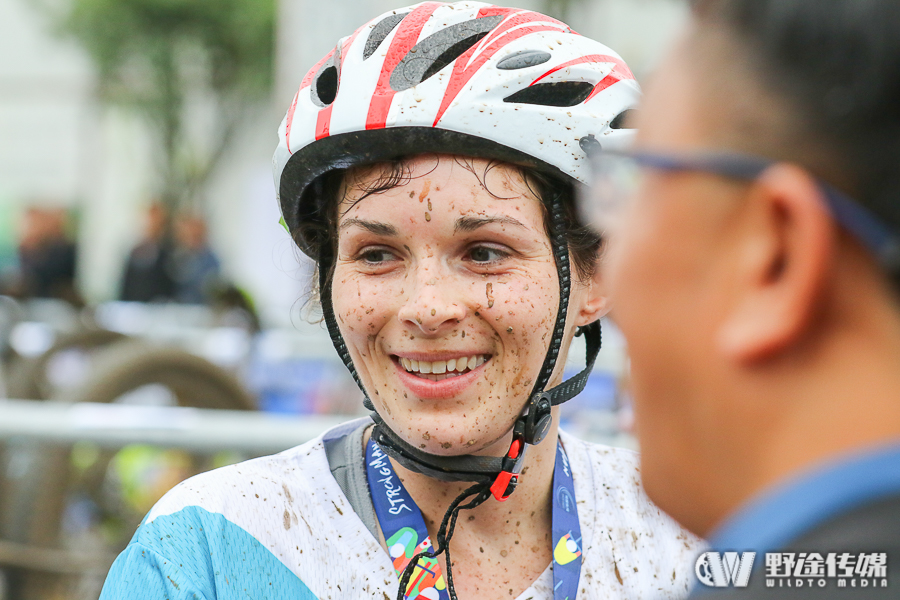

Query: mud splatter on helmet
[274,1,639,250]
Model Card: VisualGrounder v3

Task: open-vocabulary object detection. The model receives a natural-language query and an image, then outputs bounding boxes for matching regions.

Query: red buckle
[507,439,521,458]
[490,436,526,501]
[490,470,517,501]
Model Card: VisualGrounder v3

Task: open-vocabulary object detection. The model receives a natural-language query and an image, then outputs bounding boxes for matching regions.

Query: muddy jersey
[99,420,701,599]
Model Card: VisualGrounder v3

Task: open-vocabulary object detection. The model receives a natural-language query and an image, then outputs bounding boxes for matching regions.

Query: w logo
[695,552,756,588]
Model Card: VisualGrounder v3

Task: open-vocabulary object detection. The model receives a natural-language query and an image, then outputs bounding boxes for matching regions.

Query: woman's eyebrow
[455,215,527,233]
[339,218,397,236]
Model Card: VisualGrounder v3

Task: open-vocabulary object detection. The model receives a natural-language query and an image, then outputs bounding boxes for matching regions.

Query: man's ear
[574,260,611,327]
[717,163,835,361]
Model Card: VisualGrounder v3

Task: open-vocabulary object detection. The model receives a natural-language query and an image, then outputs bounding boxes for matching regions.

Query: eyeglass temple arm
[638,151,900,270]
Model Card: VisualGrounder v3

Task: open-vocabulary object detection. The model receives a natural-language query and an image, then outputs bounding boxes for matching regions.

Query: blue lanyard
[366,438,582,600]
[551,440,582,600]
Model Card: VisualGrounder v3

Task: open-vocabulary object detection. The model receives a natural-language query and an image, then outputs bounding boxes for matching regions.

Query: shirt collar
[708,442,900,553]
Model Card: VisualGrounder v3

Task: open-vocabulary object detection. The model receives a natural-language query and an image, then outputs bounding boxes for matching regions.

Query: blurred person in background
[120,203,176,302]
[583,0,900,595]
[171,214,221,304]
[8,206,81,305]
[100,3,700,600]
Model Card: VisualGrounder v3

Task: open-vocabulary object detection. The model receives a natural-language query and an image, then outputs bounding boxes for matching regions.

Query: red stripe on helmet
[531,54,634,86]
[366,2,443,130]
[315,105,333,140]
[286,49,336,151]
[313,28,364,141]
[284,90,300,153]
[585,70,629,102]
[433,9,570,125]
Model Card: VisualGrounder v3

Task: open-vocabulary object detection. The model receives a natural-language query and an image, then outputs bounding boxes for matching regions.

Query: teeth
[399,355,489,376]
[419,373,452,381]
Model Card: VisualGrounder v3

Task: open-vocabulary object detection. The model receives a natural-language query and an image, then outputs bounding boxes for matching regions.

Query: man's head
[601,0,900,536]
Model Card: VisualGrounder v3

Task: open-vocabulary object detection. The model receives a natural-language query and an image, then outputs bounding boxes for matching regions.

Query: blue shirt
[708,442,900,553]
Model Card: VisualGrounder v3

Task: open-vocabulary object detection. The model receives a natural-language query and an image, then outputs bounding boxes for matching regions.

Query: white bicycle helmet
[274,0,639,252]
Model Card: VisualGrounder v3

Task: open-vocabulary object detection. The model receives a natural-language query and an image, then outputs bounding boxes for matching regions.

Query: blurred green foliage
[57,0,275,211]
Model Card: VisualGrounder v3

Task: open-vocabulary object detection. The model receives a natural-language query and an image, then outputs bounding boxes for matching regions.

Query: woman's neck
[390,419,560,536]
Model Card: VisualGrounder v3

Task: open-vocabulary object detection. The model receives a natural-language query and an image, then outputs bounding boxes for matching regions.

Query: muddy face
[332,155,584,456]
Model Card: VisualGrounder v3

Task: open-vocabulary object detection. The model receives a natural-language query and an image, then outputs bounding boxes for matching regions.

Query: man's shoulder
[696,493,900,599]
[790,492,900,550]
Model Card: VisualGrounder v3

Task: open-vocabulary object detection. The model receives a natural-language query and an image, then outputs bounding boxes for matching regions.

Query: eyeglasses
[580,149,900,270]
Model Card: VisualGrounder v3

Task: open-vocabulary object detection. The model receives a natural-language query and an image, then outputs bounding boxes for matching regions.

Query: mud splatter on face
[331,155,572,458]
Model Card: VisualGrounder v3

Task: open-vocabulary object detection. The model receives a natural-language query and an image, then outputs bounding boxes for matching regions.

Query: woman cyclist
[100,3,699,599]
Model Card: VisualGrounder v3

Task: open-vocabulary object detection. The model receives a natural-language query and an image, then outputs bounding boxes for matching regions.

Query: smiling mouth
[397,355,490,381]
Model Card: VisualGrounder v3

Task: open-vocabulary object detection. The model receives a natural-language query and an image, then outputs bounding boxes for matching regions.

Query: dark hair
[690,0,900,254]
[295,155,601,295]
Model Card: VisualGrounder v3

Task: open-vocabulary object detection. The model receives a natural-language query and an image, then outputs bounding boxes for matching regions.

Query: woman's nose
[397,270,467,335]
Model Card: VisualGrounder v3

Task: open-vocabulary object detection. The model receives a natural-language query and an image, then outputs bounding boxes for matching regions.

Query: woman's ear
[573,264,610,326]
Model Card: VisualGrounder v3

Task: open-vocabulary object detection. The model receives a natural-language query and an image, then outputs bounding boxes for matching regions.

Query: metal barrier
[0,398,346,452]
[0,399,346,600]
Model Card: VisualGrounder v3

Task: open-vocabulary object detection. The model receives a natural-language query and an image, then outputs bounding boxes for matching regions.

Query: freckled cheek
[331,273,397,357]
[485,276,557,358]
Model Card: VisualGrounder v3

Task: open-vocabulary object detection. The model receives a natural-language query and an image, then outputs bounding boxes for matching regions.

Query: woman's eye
[359,248,397,264]
[467,246,508,264]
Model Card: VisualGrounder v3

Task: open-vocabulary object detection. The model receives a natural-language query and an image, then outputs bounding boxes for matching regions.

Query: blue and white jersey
[100,423,701,599]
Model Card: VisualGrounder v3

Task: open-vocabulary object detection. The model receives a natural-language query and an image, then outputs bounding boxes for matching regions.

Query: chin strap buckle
[490,424,527,502]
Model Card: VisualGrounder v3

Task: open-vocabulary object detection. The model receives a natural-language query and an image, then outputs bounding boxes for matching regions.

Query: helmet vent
[497,50,552,70]
[390,16,504,92]
[313,65,338,106]
[503,81,594,107]
[609,108,636,129]
[419,32,490,82]
[364,12,409,60]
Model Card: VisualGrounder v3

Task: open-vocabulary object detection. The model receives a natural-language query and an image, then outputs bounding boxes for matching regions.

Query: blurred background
[0,0,686,598]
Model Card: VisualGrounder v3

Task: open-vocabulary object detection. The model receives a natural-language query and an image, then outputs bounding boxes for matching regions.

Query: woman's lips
[393,356,490,399]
